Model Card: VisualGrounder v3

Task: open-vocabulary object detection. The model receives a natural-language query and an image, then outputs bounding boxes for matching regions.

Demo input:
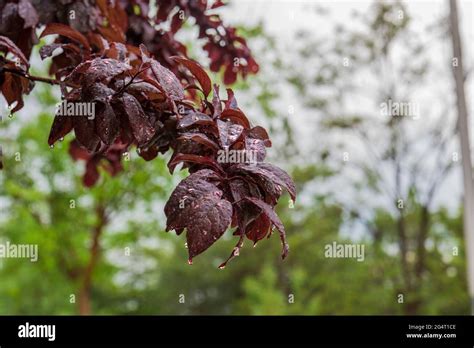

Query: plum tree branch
[2,67,60,86]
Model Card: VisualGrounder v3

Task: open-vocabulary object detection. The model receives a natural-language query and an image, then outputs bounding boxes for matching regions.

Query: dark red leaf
[220,108,250,129]
[40,23,91,51]
[245,137,266,162]
[177,111,214,129]
[138,145,159,161]
[172,56,212,98]
[186,196,232,261]
[119,93,155,146]
[244,197,289,259]
[210,0,226,9]
[148,59,184,101]
[48,116,73,145]
[164,169,232,261]
[0,35,29,67]
[73,116,101,152]
[232,163,296,202]
[247,126,272,147]
[223,64,237,85]
[225,88,238,109]
[83,157,101,187]
[82,58,132,86]
[168,153,222,174]
[39,43,80,60]
[211,84,222,117]
[217,119,243,148]
[69,139,90,161]
[95,102,119,145]
[246,212,272,244]
[177,133,219,151]
[0,73,26,112]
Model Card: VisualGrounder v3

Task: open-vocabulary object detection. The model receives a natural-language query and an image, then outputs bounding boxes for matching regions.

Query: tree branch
[3,67,61,86]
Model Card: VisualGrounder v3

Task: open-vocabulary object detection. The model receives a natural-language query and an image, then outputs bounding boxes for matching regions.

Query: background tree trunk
[78,204,107,315]
[449,0,474,314]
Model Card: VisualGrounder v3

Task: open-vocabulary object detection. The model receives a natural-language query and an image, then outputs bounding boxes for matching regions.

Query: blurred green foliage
[0,109,468,314]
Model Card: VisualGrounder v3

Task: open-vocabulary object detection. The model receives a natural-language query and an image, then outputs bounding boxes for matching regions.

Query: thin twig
[114,66,151,96]
[3,67,60,85]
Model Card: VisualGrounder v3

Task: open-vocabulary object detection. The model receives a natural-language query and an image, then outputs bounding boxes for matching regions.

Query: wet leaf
[40,23,91,51]
[172,56,212,97]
